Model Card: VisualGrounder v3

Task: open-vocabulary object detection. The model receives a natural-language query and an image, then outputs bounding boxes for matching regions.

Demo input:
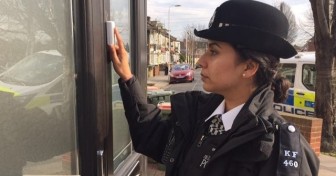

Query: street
[164,68,205,93]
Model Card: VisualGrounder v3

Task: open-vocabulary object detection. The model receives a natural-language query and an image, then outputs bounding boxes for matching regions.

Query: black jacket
[119,77,319,176]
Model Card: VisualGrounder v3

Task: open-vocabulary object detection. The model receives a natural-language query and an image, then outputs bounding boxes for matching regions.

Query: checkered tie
[208,114,225,135]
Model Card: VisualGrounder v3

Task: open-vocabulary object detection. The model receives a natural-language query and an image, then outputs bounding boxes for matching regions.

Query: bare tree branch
[279,2,298,43]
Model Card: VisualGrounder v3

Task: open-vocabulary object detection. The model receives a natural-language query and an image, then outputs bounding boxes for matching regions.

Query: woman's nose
[198,54,206,68]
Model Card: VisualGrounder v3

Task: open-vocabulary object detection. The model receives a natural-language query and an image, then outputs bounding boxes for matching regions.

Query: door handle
[296,92,305,96]
[97,150,105,176]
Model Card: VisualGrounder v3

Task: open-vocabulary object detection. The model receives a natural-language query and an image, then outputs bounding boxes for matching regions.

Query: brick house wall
[279,112,323,156]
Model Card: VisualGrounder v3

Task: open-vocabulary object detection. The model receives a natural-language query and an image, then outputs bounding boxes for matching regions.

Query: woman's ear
[243,59,259,78]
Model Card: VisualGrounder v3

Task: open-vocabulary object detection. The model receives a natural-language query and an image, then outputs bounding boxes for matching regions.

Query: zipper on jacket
[197,135,207,147]
[197,119,211,147]
[162,128,176,164]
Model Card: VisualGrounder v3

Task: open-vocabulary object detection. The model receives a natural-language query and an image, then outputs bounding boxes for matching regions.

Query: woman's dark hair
[272,74,291,103]
[233,46,290,103]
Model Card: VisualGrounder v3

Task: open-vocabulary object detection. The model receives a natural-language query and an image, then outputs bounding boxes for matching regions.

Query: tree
[298,9,315,45]
[0,0,69,58]
[183,24,207,67]
[179,54,186,63]
[309,0,336,152]
[278,2,298,43]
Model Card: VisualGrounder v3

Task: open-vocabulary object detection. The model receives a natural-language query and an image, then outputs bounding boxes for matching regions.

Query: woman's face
[198,41,247,95]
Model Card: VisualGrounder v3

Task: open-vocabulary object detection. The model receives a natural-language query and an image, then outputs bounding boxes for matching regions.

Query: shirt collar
[205,100,244,131]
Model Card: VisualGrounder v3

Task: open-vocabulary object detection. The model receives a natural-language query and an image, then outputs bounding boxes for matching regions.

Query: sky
[147,0,312,45]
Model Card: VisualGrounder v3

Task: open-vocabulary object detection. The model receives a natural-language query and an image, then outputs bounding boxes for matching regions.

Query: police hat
[194,0,297,58]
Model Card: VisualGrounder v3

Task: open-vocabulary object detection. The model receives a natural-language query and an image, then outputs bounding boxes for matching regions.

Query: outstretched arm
[106,28,171,162]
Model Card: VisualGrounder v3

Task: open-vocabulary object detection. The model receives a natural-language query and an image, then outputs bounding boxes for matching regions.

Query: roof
[280,52,315,64]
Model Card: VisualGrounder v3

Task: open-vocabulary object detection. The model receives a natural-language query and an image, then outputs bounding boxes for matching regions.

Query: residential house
[147,17,180,77]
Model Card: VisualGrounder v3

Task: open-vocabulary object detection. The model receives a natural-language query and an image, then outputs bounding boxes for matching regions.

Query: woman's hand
[108,28,133,81]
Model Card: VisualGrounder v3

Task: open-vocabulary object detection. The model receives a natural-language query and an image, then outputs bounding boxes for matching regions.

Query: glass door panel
[0,0,78,175]
[109,0,133,172]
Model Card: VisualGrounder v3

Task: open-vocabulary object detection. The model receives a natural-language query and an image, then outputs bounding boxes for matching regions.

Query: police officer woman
[108,0,319,175]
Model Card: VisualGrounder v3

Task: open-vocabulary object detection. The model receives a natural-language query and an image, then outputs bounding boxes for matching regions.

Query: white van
[0,50,65,115]
[274,52,316,117]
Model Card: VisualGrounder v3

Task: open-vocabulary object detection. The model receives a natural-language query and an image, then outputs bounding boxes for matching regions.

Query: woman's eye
[209,50,217,55]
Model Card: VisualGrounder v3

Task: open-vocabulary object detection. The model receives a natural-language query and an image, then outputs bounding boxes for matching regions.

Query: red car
[168,64,194,84]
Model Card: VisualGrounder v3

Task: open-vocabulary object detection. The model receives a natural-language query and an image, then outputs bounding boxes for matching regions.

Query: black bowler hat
[194,0,297,58]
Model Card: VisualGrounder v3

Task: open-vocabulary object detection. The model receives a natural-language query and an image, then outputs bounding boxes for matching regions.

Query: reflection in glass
[0,0,78,175]
[109,0,133,172]
[0,51,63,86]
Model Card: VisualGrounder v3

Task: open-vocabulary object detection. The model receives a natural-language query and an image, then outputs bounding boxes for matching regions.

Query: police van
[274,52,316,117]
[0,50,65,115]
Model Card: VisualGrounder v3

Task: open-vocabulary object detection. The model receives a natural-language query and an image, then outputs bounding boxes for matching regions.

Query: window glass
[172,64,191,71]
[0,0,78,175]
[278,63,296,87]
[109,0,133,171]
[302,64,316,91]
[0,52,63,85]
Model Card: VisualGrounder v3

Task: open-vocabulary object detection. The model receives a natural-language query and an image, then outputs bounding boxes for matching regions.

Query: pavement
[147,73,171,90]
[147,73,336,176]
[319,154,336,176]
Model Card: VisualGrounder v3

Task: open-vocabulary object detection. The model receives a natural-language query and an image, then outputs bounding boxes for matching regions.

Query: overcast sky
[147,0,311,44]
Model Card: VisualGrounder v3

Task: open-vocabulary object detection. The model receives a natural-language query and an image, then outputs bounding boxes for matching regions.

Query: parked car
[274,52,316,117]
[0,50,65,115]
[168,64,194,84]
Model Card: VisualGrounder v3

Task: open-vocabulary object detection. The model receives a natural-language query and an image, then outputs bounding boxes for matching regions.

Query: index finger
[114,28,125,51]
